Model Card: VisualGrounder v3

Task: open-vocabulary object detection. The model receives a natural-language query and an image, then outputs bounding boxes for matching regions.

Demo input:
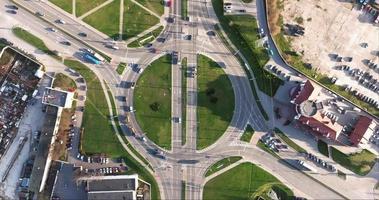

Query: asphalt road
[1,0,350,199]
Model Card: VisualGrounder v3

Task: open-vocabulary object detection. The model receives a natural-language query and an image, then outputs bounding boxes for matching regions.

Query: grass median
[128,26,163,48]
[203,162,293,200]
[205,156,242,177]
[197,54,235,150]
[212,0,283,97]
[64,60,160,199]
[240,125,255,142]
[181,57,187,145]
[134,54,172,150]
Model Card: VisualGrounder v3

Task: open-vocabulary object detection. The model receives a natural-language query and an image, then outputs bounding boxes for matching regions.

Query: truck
[93,52,105,62]
[84,53,101,64]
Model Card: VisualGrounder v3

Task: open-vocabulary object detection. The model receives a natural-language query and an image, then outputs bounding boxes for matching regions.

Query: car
[78,32,87,37]
[56,19,66,24]
[7,5,18,10]
[149,48,156,53]
[80,155,84,161]
[130,82,135,89]
[177,117,182,123]
[61,41,71,46]
[47,27,57,32]
[184,35,192,40]
[136,67,143,73]
[172,51,178,64]
[145,43,153,48]
[157,38,166,43]
[207,31,216,36]
[6,10,17,14]
[77,153,81,159]
[35,11,44,16]
[269,49,274,55]
[238,9,246,13]
[167,17,175,23]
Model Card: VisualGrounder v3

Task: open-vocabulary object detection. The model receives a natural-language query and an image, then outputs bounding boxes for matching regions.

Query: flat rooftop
[29,105,59,193]
[42,87,70,108]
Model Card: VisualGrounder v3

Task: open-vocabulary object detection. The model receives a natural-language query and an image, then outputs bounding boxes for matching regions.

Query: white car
[57,19,66,24]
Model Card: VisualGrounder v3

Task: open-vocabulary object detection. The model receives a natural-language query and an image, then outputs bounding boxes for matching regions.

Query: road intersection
[1,0,351,199]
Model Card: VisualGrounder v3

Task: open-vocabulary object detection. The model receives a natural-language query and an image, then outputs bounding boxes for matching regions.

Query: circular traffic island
[133,54,172,150]
[197,54,235,150]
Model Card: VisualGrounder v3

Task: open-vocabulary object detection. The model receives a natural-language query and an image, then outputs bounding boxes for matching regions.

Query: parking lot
[282,0,379,108]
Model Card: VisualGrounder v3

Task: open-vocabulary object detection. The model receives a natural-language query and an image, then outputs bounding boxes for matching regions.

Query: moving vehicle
[172,51,178,64]
[35,11,44,16]
[84,53,101,64]
[60,41,71,46]
[78,32,87,37]
[56,19,66,24]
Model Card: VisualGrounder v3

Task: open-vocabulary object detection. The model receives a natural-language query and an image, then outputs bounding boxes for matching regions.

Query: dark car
[78,32,87,37]
[184,35,192,40]
[60,41,71,46]
[6,10,17,14]
[157,37,166,43]
[6,5,18,10]
[172,51,178,64]
[207,31,216,36]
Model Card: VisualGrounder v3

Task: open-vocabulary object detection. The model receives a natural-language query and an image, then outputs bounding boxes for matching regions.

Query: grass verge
[64,60,160,199]
[128,26,164,48]
[240,125,255,142]
[134,54,172,149]
[330,147,376,176]
[116,62,127,75]
[214,25,269,120]
[181,57,187,145]
[317,139,329,157]
[197,54,235,150]
[12,27,61,60]
[205,156,242,177]
[274,128,306,153]
[212,0,283,97]
[203,162,293,200]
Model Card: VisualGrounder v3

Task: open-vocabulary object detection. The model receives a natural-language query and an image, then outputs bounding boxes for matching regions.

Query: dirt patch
[267,0,282,36]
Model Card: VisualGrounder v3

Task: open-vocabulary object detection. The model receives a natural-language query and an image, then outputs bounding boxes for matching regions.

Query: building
[349,115,375,146]
[290,80,343,141]
[85,175,139,200]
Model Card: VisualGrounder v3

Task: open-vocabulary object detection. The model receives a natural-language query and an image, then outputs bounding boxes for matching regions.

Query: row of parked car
[266,65,291,81]
[304,152,336,172]
[76,153,110,164]
[82,166,123,175]
[260,133,288,152]
[66,115,77,150]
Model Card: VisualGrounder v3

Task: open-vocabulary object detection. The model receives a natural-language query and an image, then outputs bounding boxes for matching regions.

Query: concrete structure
[42,87,74,108]
[85,175,139,200]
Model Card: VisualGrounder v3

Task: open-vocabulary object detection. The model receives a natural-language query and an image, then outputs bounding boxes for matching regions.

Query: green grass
[50,0,73,13]
[83,0,121,40]
[273,22,379,117]
[76,0,107,17]
[181,57,187,145]
[317,139,329,157]
[63,60,119,155]
[257,140,280,159]
[12,27,61,60]
[128,26,163,48]
[53,73,77,91]
[214,25,269,120]
[240,125,255,142]
[212,0,283,97]
[181,0,188,20]
[64,60,160,199]
[122,0,160,40]
[137,0,164,16]
[116,62,127,75]
[205,156,242,177]
[330,147,376,176]
[274,128,306,153]
[134,54,172,149]
[203,162,293,200]
[197,55,235,150]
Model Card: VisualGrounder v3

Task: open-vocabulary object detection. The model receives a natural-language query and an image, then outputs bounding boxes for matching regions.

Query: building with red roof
[349,115,375,146]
